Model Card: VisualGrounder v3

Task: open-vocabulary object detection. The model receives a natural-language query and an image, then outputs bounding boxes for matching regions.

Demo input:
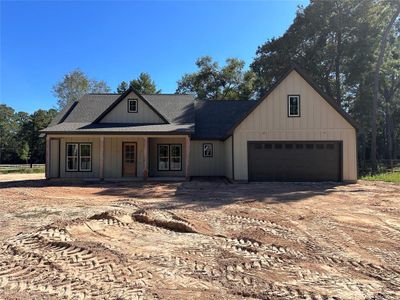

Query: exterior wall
[100,91,164,124]
[233,70,357,181]
[103,137,146,178]
[59,136,100,178]
[149,137,186,177]
[49,138,60,178]
[224,137,233,179]
[189,140,225,176]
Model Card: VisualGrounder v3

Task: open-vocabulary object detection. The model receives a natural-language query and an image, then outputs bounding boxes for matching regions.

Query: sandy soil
[0,173,399,299]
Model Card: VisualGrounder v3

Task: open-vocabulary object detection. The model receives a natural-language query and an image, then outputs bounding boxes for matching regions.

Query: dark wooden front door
[123,143,137,177]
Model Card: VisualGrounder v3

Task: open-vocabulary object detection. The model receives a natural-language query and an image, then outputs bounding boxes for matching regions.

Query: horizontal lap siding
[233,70,357,181]
[189,141,225,176]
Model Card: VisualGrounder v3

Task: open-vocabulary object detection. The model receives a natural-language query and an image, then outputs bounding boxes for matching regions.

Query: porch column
[45,135,50,179]
[143,137,148,179]
[185,135,191,180]
[99,136,104,180]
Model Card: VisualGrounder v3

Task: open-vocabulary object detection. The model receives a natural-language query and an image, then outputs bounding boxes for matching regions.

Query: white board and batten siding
[233,70,357,181]
[100,91,164,124]
[189,140,225,176]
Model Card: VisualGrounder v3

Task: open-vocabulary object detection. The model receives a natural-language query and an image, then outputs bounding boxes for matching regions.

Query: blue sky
[1,0,308,113]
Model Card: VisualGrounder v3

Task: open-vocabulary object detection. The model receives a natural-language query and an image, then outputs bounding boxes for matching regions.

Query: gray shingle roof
[192,100,258,140]
[43,92,257,138]
[43,93,196,134]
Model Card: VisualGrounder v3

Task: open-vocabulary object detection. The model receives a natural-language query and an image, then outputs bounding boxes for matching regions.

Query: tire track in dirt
[0,207,399,299]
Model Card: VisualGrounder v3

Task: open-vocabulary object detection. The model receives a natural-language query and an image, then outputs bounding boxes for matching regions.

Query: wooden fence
[0,164,45,170]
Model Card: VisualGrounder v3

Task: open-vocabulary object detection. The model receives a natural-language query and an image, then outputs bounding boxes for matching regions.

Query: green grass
[0,167,45,174]
[361,171,400,183]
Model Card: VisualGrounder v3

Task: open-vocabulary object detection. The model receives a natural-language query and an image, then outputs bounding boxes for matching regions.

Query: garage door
[248,141,341,182]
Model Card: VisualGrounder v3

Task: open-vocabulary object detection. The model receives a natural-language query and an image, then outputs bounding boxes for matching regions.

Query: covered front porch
[45,134,191,180]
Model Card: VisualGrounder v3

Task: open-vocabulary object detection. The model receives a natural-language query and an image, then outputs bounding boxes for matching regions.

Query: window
[288,95,300,117]
[158,145,169,171]
[285,144,293,149]
[66,144,78,171]
[295,144,304,149]
[170,145,182,171]
[203,143,213,157]
[128,99,138,113]
[157,144,182,171]
[79,144,92,171]
[66,143,92,172]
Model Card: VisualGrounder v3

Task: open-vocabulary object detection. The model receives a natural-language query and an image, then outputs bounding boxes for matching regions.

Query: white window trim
[288,95,300,117]
[128,99,138,113]
[66,143,79,171]
[79,143,92,172]
[203,143,213,157]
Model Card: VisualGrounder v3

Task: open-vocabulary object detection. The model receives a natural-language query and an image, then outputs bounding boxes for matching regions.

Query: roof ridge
[143,93,193,96]
[87,93,121,95]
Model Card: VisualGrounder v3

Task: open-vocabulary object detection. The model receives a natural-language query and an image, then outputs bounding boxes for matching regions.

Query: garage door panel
[248,141,341,182]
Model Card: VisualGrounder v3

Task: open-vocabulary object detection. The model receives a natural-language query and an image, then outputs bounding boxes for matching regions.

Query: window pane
[159,145,169,157]
[203,144,213,157]
[129,100,137,112]
[67,144,78,156]
[170,157,181,170]
[159,158,169,170]
[289,96,299,116]
[80,144,91,156]
[80,157,91,171]
[170,145,181,157]
[67,157,78,171]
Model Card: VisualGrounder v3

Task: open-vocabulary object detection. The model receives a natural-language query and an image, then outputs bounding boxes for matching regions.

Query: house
[42,66,358,182]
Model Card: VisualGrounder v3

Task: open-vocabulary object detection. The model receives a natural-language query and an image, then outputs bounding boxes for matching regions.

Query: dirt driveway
[0,173,399,299]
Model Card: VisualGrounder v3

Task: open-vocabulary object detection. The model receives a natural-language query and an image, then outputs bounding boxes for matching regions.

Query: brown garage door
[248,141,342,182]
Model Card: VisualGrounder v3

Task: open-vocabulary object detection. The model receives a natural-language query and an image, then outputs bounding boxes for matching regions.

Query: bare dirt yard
[0,173,399,299]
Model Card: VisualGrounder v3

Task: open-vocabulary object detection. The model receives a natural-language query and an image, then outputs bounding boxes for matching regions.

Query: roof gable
[227,65,358,136]
[94,88,169,124]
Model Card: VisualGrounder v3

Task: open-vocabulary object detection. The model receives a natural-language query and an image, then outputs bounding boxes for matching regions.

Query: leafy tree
[370,2,400,172]
[117,81,129,93]
[0,105,18,163]
[129,73,160,94]
[117,73,160,94]
[18,142,30,164]
[251,0,400,170]
[176,56,256,100]
[53,69,111,110]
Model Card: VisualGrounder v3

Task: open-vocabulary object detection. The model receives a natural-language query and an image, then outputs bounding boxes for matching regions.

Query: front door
[123,143,137,177]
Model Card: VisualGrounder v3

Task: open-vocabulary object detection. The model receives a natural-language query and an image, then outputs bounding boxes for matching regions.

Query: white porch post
[45,135,50,179]
[143,137,148,179]
[99,136,105,180]
[185,135,191,180]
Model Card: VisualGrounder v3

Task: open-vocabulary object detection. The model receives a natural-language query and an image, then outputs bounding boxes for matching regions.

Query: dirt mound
[132,209,198,233]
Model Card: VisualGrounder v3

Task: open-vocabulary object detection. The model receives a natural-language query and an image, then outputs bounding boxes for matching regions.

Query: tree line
[1,0,399,172]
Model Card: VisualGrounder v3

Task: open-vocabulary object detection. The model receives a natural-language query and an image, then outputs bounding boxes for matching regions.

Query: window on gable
[203,143,213,157]
[128,99,138,113]
[288,95,300,117]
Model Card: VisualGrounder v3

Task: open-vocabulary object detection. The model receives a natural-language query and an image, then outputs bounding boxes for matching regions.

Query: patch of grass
[361,172,400,183]
[0,167,45,174]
